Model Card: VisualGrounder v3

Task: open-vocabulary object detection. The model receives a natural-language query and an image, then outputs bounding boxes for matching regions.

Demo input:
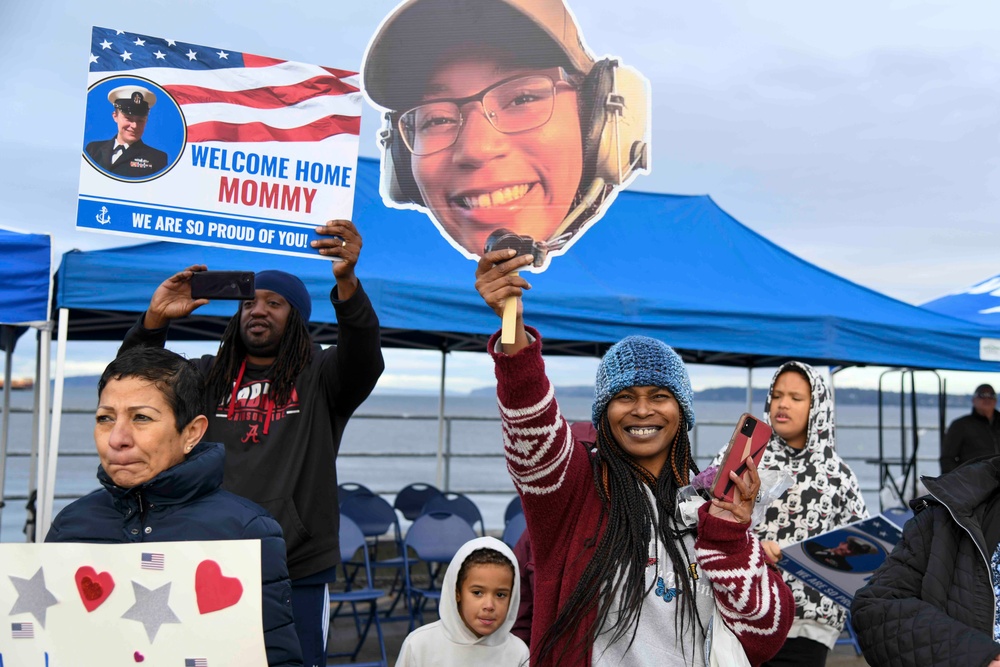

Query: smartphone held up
[711,413,772,503]
[190,271,255,300]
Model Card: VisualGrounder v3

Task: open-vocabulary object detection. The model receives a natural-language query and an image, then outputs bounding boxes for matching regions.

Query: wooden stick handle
[501,270,519,345]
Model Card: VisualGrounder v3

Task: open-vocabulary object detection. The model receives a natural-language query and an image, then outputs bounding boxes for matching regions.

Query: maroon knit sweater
[491,329,793,666]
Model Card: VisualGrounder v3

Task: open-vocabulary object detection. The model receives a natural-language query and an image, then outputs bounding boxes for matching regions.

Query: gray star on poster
[121,581,180,642]
[9,567,59,627]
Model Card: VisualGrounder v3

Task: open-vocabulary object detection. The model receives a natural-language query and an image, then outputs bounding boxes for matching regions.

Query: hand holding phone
[711,413,772,503]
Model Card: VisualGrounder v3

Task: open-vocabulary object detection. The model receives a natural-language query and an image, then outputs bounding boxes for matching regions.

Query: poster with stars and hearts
[0,541,265,666]
[77,26,362,259]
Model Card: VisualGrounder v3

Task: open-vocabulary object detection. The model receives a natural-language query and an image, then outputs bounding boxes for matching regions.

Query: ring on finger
[341,239,347,248]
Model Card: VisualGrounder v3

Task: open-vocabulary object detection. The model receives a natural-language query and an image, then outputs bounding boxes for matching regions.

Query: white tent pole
[0,328,13,528]
[33,323,52,542]
[29,332,41,497]
[746,367,753,413]
[434,350,447,489]
[26,329,43,542]
[40,309,66,541]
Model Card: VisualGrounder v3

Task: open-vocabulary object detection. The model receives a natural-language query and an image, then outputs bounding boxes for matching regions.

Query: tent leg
[435,350,447,490]
[39,309,64,541]
[33,323,51,542]
[746,367,753,413]
[0,327,13,530]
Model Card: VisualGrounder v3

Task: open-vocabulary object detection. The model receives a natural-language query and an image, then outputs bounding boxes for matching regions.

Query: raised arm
[313,220,384,416]
[120,265,210,354]
[476,249,592,564]
[312,218,361,301]
[474,249,535,355]
[143,264,211,329]
[696,458,794,666]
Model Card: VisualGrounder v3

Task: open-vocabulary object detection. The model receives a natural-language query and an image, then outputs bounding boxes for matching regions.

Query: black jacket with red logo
[121,283,384,580]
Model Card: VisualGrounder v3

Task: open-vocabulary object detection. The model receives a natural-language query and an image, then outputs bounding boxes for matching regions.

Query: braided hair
[204,306,314,409]
[531,410,702,665]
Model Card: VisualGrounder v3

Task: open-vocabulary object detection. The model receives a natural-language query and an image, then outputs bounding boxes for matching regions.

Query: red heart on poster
[74,566,115,612]
[195,560,243,614]
[133,651,145,662]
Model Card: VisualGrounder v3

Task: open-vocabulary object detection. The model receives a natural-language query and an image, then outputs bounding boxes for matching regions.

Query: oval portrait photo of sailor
[803,533,885,574]
[83,77,185,182]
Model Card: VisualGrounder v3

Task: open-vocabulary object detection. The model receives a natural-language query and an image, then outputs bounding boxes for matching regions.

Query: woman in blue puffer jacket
[46,345,302,666]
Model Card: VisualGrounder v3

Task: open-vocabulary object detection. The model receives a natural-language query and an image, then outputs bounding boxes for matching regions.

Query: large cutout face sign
[362,0,651,271]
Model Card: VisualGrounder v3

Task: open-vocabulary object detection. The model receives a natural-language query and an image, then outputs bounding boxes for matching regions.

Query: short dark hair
[99,347,206,432]
[456,547,514,592]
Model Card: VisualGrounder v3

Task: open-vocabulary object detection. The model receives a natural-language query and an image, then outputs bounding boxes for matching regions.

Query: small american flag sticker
[185,659,208,667]
[12,622,34,638]
[141,552,165,570]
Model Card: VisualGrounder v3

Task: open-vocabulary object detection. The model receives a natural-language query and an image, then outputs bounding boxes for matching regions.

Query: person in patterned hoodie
[723,362,868,667]
[475,248,793,667]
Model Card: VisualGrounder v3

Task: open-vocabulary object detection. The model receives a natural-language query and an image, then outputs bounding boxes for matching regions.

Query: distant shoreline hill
[57,377,976,407]
[471,385,976,407]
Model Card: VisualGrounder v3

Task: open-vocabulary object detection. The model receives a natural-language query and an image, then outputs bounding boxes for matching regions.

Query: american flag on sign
[141,551,165,570]
[88,26,360,144]
[11,622,34,638]
[185,659,208,667]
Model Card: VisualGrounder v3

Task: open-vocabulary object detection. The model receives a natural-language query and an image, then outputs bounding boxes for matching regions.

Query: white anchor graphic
[95,206,111,225]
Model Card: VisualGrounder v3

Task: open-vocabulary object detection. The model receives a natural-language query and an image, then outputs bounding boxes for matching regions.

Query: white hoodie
[396,536,530,667]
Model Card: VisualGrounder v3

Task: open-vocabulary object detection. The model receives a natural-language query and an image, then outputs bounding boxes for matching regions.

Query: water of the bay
[0,386,948,542]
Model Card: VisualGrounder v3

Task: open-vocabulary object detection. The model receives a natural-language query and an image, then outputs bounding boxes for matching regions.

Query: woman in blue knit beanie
[474,249,793,667]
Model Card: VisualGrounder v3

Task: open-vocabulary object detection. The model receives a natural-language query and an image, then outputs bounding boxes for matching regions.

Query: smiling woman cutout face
[410,48,584,257]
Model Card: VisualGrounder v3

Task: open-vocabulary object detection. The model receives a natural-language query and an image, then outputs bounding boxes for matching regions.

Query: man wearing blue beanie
[119,219,384,667]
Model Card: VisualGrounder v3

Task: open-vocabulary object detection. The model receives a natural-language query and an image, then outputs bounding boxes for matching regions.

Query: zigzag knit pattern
[499,383,575,496]
[695,505,793,651]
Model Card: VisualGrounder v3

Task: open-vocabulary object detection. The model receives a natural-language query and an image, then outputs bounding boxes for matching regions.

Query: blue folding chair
[327,514,388,667]
[402,512,477,630]
[504,495,523,523]
[339,492,408,622]
[502,511,526,549]
[393,482,443,521]
[423,492,486,536]
[338,482,375,505]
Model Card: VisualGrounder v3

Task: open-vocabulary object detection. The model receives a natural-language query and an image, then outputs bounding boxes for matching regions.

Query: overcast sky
[1,0,998,395]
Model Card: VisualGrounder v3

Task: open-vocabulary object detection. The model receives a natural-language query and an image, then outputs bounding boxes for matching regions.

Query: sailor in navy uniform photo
[804,534,880,573]
[85,85,169,179]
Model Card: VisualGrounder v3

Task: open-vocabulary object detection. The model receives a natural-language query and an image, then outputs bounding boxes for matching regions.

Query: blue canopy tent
[55,157,1000,370]
[0,227,52,541]
[923,274,1000,333]
[48,158,1000,534]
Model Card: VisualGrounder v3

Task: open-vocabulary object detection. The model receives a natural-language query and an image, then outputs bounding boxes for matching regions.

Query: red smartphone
[710,413,772,502]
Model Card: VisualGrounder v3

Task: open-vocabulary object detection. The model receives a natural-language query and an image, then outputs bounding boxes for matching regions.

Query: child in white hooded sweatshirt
[396,536,529,667]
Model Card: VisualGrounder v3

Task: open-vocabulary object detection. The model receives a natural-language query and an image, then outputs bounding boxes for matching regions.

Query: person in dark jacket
[940,383,1000,473]
[851,455,1000,667]
[46,346,301,666]
[118,219,385,667]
